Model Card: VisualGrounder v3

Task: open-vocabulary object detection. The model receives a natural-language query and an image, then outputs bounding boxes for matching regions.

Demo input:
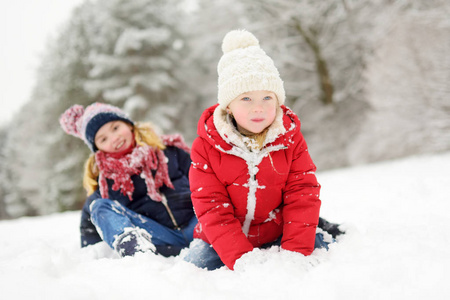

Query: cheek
[120,127,132,137]
[231,110,248,124]
[126,131,134,142]
[266,105,277,120]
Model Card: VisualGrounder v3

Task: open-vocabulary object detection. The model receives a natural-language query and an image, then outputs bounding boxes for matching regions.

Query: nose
[252,103,264,113]
[111,132,120,144]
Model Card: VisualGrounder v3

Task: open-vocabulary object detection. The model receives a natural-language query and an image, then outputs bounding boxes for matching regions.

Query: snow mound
[1,152,450,299]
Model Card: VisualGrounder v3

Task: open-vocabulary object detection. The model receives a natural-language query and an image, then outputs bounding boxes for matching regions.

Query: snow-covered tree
[83,0,193,133]
[348,1,450,164]
[2,0,196,216]
[2,2,95,216]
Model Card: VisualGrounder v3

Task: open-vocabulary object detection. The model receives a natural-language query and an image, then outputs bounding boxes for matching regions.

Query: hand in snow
[233,246,280,271]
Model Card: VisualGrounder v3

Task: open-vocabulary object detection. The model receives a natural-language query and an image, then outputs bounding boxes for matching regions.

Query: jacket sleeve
[189,138,253,270]
[281,131,321,255]
[80,190,102,247]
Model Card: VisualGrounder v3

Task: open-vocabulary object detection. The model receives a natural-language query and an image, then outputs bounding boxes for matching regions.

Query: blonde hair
[82,122,165,196]
[246,128,269,150]
[233,117,270,151]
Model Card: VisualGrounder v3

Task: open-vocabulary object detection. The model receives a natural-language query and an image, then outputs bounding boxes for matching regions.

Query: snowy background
[0,1,449,298]
[1,152,449,300]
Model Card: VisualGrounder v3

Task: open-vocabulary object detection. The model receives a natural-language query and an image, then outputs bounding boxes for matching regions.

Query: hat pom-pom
[222,29,259,54]
[59,104,84,137]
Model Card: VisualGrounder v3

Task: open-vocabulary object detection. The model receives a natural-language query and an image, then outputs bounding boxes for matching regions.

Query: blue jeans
[183,233,331,270]
[90,198,197,256]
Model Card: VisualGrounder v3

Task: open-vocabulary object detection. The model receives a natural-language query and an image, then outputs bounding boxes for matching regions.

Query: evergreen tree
[2,0,195,215]
[2,2,94,216]
[83,0,191,133]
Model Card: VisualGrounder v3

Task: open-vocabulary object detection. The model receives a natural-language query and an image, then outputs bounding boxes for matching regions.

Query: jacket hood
[196,104,301,153]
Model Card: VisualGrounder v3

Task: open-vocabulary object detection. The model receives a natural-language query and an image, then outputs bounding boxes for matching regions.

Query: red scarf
[95,134,190,202]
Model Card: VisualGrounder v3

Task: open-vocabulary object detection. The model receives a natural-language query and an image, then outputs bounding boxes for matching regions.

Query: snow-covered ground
[1,152,449,300]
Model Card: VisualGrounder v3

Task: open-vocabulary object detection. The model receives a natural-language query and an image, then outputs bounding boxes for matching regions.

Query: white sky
[0,0,84,128]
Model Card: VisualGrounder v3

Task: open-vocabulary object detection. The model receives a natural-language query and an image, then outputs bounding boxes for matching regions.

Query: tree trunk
[294,19,334,105]
[0,193,10,220]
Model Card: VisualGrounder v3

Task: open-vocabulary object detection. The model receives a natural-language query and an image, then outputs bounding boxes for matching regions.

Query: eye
[241,97,251,101]
[97,137,106,145]
[263,95,273,100]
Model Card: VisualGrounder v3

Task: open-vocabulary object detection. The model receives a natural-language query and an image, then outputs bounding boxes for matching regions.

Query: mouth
[115,140,125,150]
[251,118,265,123]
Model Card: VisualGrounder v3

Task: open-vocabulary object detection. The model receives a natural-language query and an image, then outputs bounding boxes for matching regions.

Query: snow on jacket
[189,104,321,269]
[80,146,194,247]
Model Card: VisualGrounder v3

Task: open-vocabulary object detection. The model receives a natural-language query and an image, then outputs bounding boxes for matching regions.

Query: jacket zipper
[161,194,180,230]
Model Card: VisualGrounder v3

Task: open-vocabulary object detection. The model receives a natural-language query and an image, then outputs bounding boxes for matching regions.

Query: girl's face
[94,120,134,153]
[228,90,278,134]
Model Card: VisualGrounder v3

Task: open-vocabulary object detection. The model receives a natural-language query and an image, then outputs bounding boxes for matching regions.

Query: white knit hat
[217,29,285,109]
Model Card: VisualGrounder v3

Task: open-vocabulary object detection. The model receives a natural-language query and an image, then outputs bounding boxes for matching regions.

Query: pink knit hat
[59,102,133,152]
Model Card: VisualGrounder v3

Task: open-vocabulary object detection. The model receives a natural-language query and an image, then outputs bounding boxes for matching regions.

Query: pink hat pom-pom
[59,104,85,138]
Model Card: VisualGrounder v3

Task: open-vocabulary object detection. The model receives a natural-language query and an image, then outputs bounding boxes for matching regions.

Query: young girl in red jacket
[184,30,342,270]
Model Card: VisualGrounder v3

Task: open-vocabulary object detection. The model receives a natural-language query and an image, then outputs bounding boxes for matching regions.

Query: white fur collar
[213,105,286,153]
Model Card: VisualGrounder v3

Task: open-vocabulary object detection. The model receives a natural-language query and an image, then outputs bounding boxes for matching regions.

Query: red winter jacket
[189,104,321,269]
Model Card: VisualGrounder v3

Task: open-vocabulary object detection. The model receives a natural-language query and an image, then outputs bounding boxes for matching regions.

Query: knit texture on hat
[59,102,133,152]
[217,30,285,109]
